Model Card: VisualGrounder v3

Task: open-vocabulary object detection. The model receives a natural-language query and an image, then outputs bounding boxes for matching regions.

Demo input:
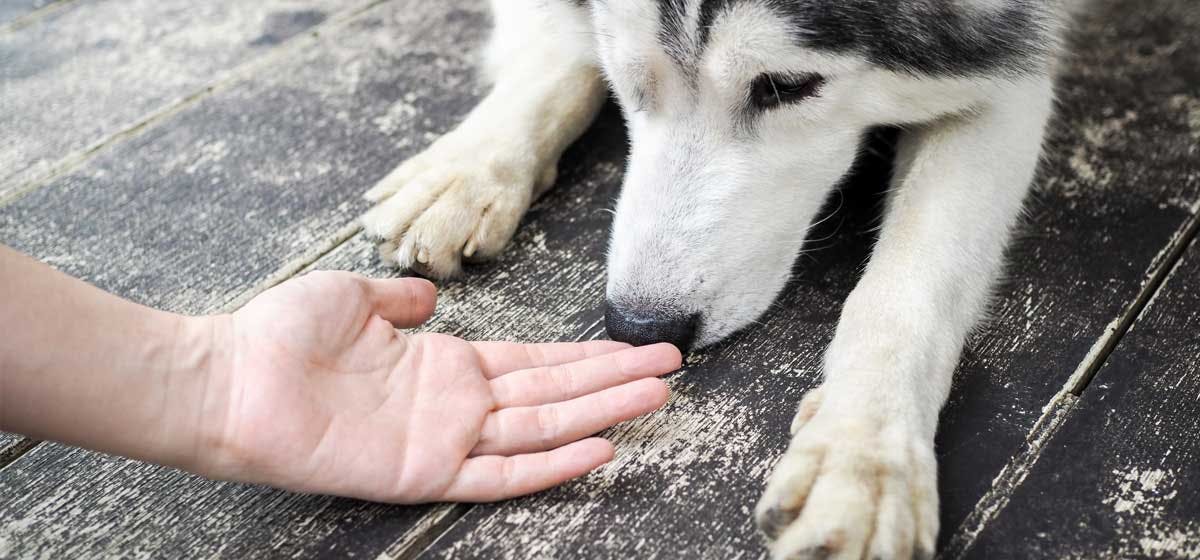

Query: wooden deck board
[0,0,370,200]
[0,1,491,556]
[0,0,486,314]
[0,0,1197,557]
[413,0,1200,557]
[0,105,629,559]
[0,434,35,468]
[963,238,1200,559]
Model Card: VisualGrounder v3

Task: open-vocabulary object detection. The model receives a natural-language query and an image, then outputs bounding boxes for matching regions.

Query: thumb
[363,277,437,328]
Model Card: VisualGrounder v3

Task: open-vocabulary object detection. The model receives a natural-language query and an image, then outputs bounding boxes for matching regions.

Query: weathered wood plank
[410,0,1200,557]
[938,3,1200,551]
[0,0,1197,558]
[0,1,639,545]
[0,434,35,467]
[0,0,486,314]
[0,0,365,200]
[0,106,629,558]
[0,0,498,555]
[962,237,1200,560]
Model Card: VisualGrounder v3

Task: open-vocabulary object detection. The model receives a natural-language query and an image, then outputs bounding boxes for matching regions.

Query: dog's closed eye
[749,73,825,112]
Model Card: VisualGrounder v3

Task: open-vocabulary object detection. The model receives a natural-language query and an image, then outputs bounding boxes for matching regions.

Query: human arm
[0,245,681,502]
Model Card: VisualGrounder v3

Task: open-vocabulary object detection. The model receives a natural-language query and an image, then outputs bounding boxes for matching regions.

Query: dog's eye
[749,73,825,111]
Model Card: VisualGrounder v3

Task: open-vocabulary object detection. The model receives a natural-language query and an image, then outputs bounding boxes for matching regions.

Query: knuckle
[499,456,517,497]
[535,406,560,448]
[551,366,577,399]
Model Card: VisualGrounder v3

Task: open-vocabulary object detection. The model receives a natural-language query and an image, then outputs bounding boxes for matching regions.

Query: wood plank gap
[0,0,399,209]
[941,203,1200,559]
[0,437,40,470]
[1067,207,1200,396]
[0,0,76,33]
[940,394,1081,560]
[376,505,469,560]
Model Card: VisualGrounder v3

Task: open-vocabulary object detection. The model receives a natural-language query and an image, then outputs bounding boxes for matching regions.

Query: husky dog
[362,0,1067,557]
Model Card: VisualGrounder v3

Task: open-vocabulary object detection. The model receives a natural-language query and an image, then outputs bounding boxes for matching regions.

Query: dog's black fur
[580,0,1056,77]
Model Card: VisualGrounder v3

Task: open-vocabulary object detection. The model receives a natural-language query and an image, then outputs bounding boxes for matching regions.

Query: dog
[361,1,1068,557]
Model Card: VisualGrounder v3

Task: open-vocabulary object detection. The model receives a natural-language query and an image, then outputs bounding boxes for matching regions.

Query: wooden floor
[1,1,1198,558]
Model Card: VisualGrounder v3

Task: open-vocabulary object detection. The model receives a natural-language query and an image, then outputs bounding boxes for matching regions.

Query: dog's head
[591,0,1053,350]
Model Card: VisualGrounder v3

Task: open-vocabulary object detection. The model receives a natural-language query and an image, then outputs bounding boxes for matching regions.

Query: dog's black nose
[605,301,699,351]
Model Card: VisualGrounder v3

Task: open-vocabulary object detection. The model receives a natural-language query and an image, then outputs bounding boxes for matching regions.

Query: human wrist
[150,312,236,478]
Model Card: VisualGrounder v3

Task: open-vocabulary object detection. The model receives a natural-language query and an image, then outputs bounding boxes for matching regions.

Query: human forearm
[0,248,682,504]
[0,245,218,470]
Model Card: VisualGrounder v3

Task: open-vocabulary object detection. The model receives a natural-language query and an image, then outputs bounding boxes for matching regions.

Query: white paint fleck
[1102,466,1175,514]
[373,98,419,135]
[1099,465,1200,558]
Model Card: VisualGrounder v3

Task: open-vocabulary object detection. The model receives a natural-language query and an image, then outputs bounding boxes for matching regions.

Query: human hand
[196,271,680,503]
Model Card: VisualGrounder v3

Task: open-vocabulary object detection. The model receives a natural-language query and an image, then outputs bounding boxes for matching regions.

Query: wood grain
[0,435,35,469]
[0,0,368,200]
[1,0,1198,557]
[0,0,494,556]
[0,104,630,559]
[0,0,639,548]
[963,238,1200,560]
[0,0,488,314]
[412,0,1200,557]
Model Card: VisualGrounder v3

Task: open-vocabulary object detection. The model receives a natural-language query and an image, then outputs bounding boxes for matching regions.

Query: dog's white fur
[361,0,606,278]
[361,1,1058,557]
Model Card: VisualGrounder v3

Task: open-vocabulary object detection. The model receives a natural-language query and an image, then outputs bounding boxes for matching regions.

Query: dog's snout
[605,301,699,351]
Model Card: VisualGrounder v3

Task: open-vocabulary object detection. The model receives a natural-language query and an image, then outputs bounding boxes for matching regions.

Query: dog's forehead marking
[596,0,1056,77]
[655,0,702,79]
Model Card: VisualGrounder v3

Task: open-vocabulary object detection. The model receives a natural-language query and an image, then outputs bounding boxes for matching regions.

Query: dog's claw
[786,545,835,560]
[757,397,938,560]
[358,124,546,278]
[757,504,800,540]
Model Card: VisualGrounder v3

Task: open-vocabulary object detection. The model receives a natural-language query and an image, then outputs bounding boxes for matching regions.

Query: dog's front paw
[756,390,938,560]
[360,130,555,278]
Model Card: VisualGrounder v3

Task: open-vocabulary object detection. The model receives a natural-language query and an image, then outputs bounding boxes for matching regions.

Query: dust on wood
[0,0,495,557]
[962,240,1200,559]
[0,0,365,200]
[1,0,1198,557]
[0,0,487,315]
[0,1,640,556]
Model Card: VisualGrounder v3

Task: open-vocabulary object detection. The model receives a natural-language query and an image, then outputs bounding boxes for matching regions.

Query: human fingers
[439,438,614,502]
[490,343,682,408]
[469,340,633,379]
[471,378,669,457]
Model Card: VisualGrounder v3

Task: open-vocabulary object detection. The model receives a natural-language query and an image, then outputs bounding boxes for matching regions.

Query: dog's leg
[361,0,605,278]
[756,76,1055,560]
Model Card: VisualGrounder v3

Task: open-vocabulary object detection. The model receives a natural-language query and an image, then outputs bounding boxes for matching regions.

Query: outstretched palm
[203,271,679,503]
